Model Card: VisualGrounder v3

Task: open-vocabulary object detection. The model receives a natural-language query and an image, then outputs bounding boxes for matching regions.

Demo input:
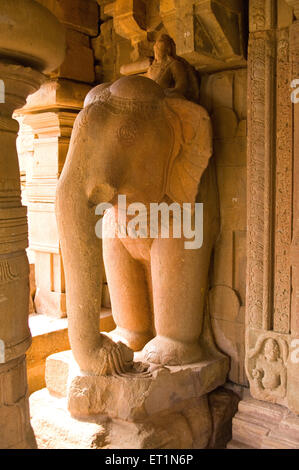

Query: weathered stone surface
[0,0,65,73]
[37,0,99,36]
[30,389,108,449]
[245,4,299,417]
[23,79,91,112]
[208,388,240,448]
[288,19,299,417]
[199,69,247,386]
[30,358,238,449]
[30,388,212,449]
[249,0,276,32]
[45,350,228,421]
[160,0,246,72]
[92,19,132,82]
[52,29,95,83]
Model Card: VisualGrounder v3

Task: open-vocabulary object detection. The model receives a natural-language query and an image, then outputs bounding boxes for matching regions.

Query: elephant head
[82,76,213,207]
[56,75,213,375]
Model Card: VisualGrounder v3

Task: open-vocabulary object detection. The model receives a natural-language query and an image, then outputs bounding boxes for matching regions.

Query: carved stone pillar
[0,0,65,448]
[16,80,91,318]
[229,0,299,449]
[288,14,299,415]
[16,0,98,318]
[245,0,298,415]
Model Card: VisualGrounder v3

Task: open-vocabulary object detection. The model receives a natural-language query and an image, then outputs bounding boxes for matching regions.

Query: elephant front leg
[143,236,213,366]
[55,120,135,376]
[103,231,154,352]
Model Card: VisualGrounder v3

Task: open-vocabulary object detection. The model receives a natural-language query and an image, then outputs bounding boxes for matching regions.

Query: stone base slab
[34,288,66,318]
[29,350,239,449]
[30,385,239,449]
[228,394,299,449]
[45,350,229,422]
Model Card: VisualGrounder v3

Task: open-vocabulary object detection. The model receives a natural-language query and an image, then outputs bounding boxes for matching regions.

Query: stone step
[238,397,286,424]
[231,414,270,448]
[228,397,299,449]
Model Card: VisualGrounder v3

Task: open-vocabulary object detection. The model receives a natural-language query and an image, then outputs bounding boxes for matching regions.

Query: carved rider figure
[146,34,199,103]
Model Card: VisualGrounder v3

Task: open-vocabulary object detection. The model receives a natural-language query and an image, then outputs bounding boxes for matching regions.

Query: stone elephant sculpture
[56,75,220,376]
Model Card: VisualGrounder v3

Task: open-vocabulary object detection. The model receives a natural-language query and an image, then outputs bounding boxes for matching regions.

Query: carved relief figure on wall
[247,336,288,403]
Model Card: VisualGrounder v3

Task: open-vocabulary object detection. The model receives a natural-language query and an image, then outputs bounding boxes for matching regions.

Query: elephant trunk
[56,175,107,374]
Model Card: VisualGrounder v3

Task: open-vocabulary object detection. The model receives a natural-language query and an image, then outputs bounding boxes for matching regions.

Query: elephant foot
[142,335,203,366]
[106,327,154,352]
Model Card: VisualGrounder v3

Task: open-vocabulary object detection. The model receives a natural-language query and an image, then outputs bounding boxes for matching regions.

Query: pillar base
[228,394,299,449]
[34,288,66,318]
[29,350,239,449]
[0,357,37,449]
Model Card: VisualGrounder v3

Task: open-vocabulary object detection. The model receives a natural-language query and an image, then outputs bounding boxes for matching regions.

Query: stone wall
[201,69,248,386]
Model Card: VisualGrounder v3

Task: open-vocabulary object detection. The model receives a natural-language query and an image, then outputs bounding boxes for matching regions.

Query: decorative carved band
[273,29,293,334]
[85,87,162,120]
[0,260,19,283]
[0,213,28,254]
[290,22,299,335]
[247,31,276,330]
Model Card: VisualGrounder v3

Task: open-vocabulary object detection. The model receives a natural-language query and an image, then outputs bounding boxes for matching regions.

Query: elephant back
[84,76,165,121]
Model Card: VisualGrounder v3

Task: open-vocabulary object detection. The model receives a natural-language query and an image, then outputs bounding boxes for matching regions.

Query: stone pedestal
[29,351,239,449]
[228,394,299,449]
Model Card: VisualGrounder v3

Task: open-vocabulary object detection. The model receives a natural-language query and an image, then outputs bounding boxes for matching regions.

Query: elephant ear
[163,98,213,205]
